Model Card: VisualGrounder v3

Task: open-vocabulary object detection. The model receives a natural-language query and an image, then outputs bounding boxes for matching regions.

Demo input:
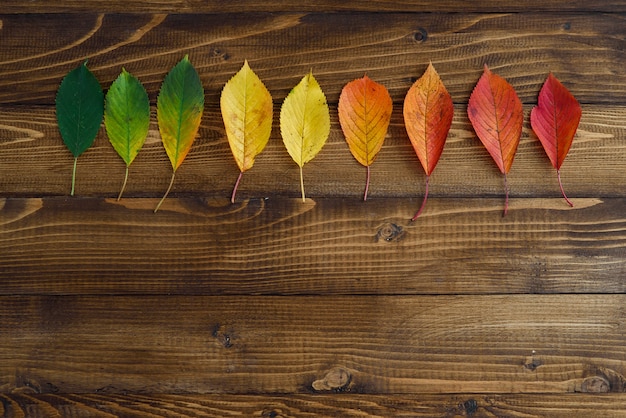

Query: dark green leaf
[55,61,104,195]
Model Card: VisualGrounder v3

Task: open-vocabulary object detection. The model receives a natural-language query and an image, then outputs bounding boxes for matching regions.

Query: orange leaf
[403,62,453,220]
[530,73,581,207]
[467,65,523,215]
[338,75,392,200]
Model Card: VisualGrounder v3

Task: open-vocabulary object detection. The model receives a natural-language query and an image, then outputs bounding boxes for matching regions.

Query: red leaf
[403,62,453,220]
[530,73,581,206]
[468,65,523,215]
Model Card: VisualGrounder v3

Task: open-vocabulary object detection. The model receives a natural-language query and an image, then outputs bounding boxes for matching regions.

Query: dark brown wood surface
[1,197,625,295]
[1,1,625,416]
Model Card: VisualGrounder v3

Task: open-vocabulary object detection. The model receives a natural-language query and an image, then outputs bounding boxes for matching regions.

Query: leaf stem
[557,169,574,207]
[364,165,370,201]
[154,171,176,213]
[411,175,429,221]
[70,157,78,196]
[231,171,244,204]
[299,165,306,202]
[503,173,509,216]
[117,165,130,201]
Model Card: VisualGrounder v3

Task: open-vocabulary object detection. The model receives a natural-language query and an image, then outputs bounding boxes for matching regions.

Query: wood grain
[0,13,623,105]
[1,295,625,394]
[1,1,625,413]
[2,393,626,417]
[0,105,623,198]
[1,196,624,295]
[2,0,625,13]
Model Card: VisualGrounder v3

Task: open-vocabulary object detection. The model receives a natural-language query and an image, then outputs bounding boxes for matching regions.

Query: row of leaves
[55,57,581,217]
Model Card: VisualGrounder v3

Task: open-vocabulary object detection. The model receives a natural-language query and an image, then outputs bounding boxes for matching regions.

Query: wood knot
[462,399,478,416]
[212,324,233,348]
[582,375,610,393]
[581,367,626,393]
[312,367,351,392]
[523,353,542,371]
[413,28,428,42]
[211,47,230,61]
[375,222,404,242]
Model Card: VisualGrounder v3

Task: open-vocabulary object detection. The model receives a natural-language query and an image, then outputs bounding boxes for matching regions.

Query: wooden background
[1,1,626,416]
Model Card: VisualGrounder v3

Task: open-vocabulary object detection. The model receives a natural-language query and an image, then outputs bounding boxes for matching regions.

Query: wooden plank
[0,13,624,105]
[0,105,623,198]
[2,393,626,418]
[2,0,625,13]
[1,197,625,295]
[1,295,625,394]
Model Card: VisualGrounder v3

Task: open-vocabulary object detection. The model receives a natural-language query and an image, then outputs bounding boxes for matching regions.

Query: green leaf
[55,61,104,195]
[280,71,330,202]
[155,55,204,212]
[104,68,150,200]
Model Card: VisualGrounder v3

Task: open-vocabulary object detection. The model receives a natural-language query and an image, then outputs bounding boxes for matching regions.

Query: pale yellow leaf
[280,71,330,201]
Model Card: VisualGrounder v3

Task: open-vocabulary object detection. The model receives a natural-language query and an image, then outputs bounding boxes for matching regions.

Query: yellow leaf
[221,60,273,203]
[280,71,330,202]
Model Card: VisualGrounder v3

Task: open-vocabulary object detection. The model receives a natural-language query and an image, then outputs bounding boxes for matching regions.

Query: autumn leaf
[468,65,523,216]
[155,55,204,212]
[403,62,453,220]
[338,75,392,200]
[530,73,582,207]
[104,68,150,200]
[55,61,104,196]
[221,60,273,203]
[280,71,330,202]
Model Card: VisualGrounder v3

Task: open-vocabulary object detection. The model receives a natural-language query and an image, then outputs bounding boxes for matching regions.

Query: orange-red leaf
[468,65,523,215]
[403,63,453,176]
[530,73,581,207]
[403,62,453,220]
[338,75,392,200]
[468,65,523,175]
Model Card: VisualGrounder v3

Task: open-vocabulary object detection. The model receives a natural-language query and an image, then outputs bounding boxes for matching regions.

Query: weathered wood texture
[1,105,624,198]
[1,0,625,415]
[1,197,625,295]
[3,394,626,418]
[1,295,625,394]
[0,13,624,106]
[2,0,626,13]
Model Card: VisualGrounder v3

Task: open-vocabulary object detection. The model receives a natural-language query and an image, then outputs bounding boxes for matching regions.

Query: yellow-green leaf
[104,68,150,200]
[155,55,204,212]
[280,71,330,202]
[220,60,273,203]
